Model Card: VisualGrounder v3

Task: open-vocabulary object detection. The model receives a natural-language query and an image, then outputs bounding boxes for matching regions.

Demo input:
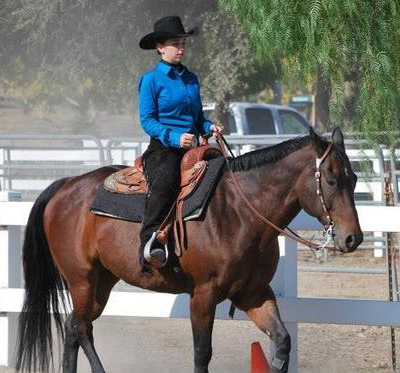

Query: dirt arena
[296,249,396,373]
[1,249,398,373]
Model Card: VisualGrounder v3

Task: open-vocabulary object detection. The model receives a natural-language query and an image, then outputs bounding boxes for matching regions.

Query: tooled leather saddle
[103,144,222,256]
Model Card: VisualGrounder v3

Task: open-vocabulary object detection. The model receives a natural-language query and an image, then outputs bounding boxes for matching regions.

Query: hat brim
[139,26,199,50]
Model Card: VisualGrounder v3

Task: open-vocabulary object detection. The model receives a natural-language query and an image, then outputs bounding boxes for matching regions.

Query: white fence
[1,202,400,372]
[1,134,399,206]
[0,134,105,199]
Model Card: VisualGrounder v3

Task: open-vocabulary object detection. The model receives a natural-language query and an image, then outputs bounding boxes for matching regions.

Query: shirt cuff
[203,120,213,134]
[170,131,182,148]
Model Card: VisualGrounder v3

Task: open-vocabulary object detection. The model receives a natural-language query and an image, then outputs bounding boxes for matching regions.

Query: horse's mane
[227,136,312,172]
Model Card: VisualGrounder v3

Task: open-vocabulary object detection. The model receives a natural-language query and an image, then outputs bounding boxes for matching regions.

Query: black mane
[227,136,312,172]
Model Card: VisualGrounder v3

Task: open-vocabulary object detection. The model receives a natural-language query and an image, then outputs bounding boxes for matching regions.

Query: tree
[0,0,273,126]
[220,0,400,146]
[191,11,277,130]
[0,1,218,119]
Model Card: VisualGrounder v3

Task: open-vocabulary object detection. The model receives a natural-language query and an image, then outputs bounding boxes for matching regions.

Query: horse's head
[298,128,363,253]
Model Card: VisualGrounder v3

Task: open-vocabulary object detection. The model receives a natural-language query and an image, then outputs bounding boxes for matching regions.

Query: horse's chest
[243,242,280,286]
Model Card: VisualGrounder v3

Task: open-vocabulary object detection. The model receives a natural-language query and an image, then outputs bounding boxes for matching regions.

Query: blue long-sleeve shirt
[138,61,212,148]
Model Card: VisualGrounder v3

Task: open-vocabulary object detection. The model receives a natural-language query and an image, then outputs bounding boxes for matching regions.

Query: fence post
[273,236,298,372]
[374,146,386,257]
[0,192,22,367]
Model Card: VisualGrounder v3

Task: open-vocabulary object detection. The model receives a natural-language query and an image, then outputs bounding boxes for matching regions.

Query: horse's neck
[225,146,313,230]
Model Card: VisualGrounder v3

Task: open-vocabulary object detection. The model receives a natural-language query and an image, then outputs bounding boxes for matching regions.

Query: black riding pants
[139,138,186,248]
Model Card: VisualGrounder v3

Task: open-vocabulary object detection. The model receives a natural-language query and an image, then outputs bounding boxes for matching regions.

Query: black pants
[139,138,186,249]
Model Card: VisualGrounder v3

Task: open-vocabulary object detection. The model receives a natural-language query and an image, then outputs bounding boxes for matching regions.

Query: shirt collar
[157,60,186,77]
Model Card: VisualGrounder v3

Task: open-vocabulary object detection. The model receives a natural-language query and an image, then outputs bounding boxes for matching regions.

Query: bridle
[215,134,335,257]
[313,143,335,256]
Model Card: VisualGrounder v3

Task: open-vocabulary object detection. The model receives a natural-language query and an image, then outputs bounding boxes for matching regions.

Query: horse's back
[48,165,124,209]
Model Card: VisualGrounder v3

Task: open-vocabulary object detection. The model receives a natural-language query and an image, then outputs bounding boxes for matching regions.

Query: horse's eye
[326,176,337,187]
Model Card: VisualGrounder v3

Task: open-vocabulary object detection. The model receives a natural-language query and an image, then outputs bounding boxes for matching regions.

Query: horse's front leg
[246,286,291,373]
[190,284,217,373]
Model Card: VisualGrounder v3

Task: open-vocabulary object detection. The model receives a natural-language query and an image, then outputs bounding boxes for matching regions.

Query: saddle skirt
[104,157,148,194]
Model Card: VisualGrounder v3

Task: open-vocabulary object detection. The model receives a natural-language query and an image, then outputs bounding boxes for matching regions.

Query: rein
[215,134,334,257]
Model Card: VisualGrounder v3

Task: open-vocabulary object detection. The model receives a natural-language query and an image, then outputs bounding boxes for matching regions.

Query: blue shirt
[138,61,212,148]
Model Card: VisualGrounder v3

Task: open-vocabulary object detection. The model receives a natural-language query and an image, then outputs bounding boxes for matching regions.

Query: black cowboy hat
[139,15,198,50]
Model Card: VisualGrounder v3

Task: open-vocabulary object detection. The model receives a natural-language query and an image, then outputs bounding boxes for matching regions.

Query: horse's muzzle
[339,232,363,253]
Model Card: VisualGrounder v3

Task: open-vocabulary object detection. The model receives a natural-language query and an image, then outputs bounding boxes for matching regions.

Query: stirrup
[143,231,168,268]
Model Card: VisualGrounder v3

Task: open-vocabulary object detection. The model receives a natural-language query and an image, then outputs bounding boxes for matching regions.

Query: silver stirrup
[143,231,168,268]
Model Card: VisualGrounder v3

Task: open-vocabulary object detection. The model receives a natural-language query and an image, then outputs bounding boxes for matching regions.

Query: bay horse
[16,128,363,373]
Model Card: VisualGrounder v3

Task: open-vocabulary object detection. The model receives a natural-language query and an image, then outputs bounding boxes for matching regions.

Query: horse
[15,128,363,373]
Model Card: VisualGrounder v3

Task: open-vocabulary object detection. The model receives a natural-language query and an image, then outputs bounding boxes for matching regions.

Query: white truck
[203,102,311,136]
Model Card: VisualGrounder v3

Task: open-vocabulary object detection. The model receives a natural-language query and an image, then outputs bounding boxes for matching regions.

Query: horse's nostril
[346,235,354,250]
[345,233,363,250]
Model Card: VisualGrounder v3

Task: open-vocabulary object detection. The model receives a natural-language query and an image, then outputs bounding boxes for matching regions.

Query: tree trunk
[214,95,230,134]
[342,69,359,129]
[315,68,330,134]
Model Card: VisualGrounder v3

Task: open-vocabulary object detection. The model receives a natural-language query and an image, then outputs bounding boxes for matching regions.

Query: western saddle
[104,142,222,256]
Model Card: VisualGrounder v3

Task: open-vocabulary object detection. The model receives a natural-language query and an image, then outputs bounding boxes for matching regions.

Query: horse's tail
[15,178,70,373]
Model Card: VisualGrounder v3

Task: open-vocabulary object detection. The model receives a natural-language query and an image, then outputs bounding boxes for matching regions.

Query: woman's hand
[180,133,198,149]
[210,124,223,137]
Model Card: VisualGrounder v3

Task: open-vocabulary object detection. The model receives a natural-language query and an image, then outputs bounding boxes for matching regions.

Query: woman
[138,15,222,269]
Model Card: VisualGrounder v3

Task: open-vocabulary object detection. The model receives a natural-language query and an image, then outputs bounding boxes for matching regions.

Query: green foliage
[0,0,271,124]
[220,0,400,146]
[2,0,151,115]
[0,1,217,116]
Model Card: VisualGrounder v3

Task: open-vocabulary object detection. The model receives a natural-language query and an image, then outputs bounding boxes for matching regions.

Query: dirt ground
[1,249,398,373]
[297,248,396,373]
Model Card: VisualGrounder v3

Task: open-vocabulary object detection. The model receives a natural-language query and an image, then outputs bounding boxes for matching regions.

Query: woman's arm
[138,74,181,148]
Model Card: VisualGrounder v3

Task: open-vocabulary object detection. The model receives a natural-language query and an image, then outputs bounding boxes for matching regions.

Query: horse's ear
[332,126,345,150]
[309,127,327,157]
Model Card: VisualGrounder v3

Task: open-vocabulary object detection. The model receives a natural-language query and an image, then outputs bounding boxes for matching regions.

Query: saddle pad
[90,157,225,223]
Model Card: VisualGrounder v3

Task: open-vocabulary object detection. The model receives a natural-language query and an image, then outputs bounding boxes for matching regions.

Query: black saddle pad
[90,157,225,223]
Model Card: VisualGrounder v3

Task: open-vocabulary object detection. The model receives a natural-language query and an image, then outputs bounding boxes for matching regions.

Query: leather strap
[315,143,334,227]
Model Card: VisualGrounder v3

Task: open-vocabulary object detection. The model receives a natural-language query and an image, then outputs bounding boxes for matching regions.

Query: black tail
[15,178,70,373]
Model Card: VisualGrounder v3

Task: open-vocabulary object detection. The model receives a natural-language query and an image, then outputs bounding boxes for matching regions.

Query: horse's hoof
[270,356,289,372]
[194,368,208,373]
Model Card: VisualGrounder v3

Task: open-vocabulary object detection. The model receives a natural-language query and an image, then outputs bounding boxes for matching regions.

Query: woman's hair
[156,37,169,55]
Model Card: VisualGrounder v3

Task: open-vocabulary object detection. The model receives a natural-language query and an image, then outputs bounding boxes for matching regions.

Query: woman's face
[156,37,187,64]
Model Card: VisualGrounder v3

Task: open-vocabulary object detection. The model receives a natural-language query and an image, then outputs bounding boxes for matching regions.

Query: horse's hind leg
[63,313,80,373]
[63,269,118,373]
[245,286,290,373]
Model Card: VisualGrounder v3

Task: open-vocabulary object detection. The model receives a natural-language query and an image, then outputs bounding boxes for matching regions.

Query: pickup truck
[203,102,311,136]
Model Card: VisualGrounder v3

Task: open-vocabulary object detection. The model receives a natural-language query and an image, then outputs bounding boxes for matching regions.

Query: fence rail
[0,134,106,199]
[0,133,398,205]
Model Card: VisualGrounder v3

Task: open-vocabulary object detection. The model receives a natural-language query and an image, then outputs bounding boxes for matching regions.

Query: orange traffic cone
[251,342,270,373]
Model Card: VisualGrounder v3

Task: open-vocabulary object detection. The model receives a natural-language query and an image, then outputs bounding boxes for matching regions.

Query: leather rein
[215,134,335,257]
